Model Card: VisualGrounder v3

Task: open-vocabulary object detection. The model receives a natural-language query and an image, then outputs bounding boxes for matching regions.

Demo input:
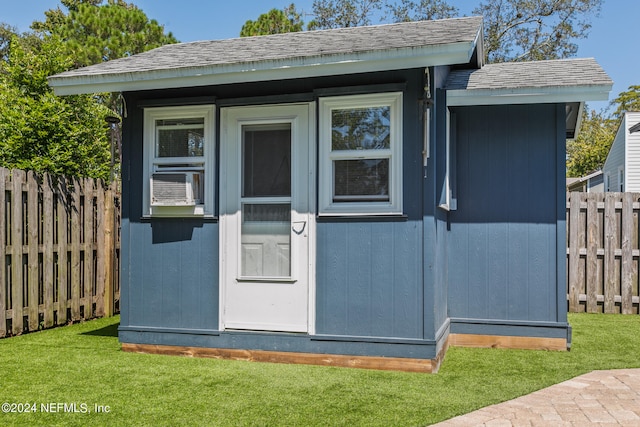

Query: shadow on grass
[82,323,120,337]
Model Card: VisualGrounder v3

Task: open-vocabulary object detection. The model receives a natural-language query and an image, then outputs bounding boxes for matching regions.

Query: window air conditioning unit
[150,172,202,206]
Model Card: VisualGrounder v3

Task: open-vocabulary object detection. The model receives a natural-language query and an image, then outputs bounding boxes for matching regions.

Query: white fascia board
[50,41,477,96]
[446,85,612,107]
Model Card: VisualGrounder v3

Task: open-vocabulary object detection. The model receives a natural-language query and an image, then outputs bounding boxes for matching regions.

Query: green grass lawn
[0,313,639,426]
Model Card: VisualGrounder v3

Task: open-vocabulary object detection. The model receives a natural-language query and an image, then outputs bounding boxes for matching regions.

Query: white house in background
[602,111,640,192]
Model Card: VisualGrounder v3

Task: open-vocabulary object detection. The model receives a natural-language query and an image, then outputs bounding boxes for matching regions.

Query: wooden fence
[0,168,120,338]
[567,192,640,314]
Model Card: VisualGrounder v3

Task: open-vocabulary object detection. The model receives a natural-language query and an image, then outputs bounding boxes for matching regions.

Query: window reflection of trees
[156,118,205,158]
[331,107,391,151]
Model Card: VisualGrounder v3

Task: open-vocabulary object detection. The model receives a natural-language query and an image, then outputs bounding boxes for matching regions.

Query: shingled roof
[445,58,613,105]
[48,16,483,95]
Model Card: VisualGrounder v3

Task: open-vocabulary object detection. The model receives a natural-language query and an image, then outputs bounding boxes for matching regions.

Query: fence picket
[42,174,54,329]
[621,192,634,314]
[0,168,6,337]
[56,179,68,326]
[10,170,24,335]
[585,194,599,312]
[603,193,617,313]
[95,184,106,318]
[27,171,39,331]
[83,177,95,318]
[70,177,81,322]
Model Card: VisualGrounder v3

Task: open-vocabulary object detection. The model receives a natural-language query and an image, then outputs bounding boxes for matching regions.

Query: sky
[1,0,637,112]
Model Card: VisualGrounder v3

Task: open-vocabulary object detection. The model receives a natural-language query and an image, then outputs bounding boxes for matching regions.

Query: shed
[567,170,604,192]
[49,16,612,372]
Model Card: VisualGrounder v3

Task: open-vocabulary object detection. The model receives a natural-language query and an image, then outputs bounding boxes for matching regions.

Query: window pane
[243,124,291,198]
[331,106,390,151]
[334,159,389,202]
[156,118,204,157]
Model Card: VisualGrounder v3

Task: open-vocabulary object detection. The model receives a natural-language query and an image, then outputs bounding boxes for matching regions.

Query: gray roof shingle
[52,16,483,79]
[445,58,612,91]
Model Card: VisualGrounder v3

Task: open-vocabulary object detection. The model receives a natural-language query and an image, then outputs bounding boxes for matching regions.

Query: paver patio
[433,369,640,426]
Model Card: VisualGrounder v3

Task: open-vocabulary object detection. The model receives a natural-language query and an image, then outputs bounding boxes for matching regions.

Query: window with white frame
[143,105,215,217]
[319,92,403,215]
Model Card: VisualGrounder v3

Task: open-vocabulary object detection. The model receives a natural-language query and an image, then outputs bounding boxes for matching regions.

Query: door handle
[292,221,306,235]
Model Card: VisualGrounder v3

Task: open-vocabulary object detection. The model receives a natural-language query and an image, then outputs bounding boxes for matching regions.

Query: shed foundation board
[121,343,441,373]
[449,334,568,351]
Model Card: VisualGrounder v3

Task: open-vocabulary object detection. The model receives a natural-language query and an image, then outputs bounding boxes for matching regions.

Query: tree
[475,0,604,63]
[611,85,640,117]
[308,0,384,29]
[33,0,177,68]
[304,0,602,64]
[0,0,179,179]
[240,4,304,36]
[387,0,458,22]
[0,23,18,61]
[0,36,112,179]
[566,108,617,177]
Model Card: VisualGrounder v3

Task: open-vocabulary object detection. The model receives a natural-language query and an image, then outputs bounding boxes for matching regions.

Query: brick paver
[433,369,640,426]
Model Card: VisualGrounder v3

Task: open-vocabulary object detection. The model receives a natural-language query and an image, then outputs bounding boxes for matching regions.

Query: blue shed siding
[447,104,564,327]
[124,220,219,330]
[316,220,423,339]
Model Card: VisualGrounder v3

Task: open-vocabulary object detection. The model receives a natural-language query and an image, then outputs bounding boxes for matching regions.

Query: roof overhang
[446,85,611,107]
[446,84,612,140]
[49,41,478,96]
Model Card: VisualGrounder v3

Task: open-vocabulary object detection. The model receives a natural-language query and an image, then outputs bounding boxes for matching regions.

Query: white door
[220,103,314,333]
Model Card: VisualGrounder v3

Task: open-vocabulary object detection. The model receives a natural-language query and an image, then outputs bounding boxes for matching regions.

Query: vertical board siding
[566,192,640,314]
[315,221,423,339]
[448,104,559,323]
[124,220,219,331]
[0,167,120,338]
